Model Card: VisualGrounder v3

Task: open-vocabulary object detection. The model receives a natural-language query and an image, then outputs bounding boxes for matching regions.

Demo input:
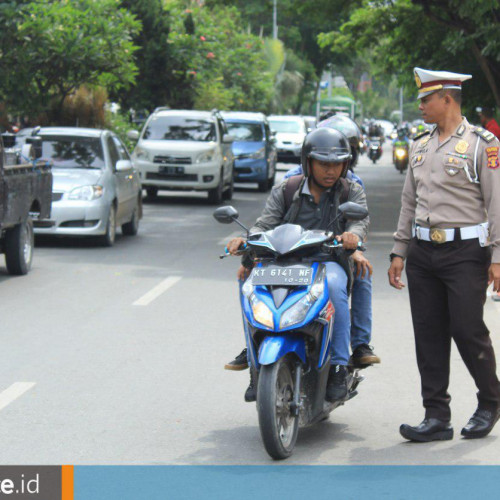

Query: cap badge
[415,73,422,89]
[455,140,469,154]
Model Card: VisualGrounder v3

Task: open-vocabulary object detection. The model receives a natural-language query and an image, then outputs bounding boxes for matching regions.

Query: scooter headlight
[250,293,274,328]
[395,148,407,159]
[279,269,325,329]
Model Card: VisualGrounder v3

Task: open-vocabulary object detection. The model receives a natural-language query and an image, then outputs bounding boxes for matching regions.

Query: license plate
[159,166,185,175]
[251,265,313,286]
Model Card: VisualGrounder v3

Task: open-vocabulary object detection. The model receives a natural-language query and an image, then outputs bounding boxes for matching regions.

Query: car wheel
[4,216,34,275]
[122,196,141,236]
[208,170,223,205]
[145,187,158,200]
[98,204,116,247]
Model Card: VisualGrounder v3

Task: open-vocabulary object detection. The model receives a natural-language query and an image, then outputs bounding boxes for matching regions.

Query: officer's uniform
[392,68,500,422]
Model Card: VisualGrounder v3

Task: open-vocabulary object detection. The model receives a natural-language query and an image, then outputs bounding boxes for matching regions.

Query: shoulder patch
[474,127,496,143]
[414,130,430,141]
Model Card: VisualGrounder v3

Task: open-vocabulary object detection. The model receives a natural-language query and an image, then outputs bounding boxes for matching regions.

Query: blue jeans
[351,271,373,350]
[324,262,350,366]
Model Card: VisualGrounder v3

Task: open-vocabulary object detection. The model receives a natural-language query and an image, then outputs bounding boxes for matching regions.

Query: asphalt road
[1,148,499,465]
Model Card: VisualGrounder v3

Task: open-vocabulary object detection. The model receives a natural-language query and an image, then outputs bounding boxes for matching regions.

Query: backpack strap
[284,174,304,212]
[339,177,349,205]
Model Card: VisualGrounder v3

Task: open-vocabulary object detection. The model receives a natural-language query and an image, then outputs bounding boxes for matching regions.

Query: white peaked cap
[414,67,472,99]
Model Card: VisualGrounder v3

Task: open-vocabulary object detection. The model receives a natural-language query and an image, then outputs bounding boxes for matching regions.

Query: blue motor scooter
[214,202,368,460]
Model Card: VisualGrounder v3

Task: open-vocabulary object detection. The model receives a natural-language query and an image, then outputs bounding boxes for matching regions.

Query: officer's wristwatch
[389,253,403,262]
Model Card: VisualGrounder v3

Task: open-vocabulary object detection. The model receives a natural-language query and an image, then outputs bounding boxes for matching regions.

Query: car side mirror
[223,134,234,143]
[127,130,140,141]
[213,206,239,224]
[116,159,132,171]
[25,136,43,159]
[338,201,369,221]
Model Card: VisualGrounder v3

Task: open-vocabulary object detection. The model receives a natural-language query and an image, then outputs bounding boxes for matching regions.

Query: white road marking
[133,277,182,306]
[0,382,35,412]
[218,232,243,246]
[234,195,259,201]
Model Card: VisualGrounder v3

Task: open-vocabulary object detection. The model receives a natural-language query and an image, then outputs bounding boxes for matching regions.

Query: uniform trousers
[406,237,500,421]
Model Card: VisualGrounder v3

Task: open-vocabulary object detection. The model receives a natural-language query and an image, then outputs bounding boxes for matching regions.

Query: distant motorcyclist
[392,128,410,162]
[225,128,369,403]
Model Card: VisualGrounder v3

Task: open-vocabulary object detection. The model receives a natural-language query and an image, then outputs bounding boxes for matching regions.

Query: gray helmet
[301,127,351,177]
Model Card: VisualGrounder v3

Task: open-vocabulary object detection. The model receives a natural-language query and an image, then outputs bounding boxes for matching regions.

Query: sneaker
[325,365,348,402]
[351,344,381,367]
[224,348,248,371]
[244,369,256,402]
[492,294,500,302]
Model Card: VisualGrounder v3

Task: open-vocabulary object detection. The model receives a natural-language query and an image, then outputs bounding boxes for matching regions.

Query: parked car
[129,108,234,204]
[267,115,307,164]
[220,112,277,192]
[0,133,52,274]
[32,127,142,246]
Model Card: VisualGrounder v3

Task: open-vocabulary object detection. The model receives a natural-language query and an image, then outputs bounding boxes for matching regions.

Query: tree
[319,0,500,113]
[0,0,140,123]
[114,0,171,112]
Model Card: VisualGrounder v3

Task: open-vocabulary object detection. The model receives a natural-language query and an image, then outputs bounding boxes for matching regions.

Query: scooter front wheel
[257,355,299,460]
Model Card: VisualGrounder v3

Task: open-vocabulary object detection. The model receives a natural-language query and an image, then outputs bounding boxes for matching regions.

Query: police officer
[388,67,500,442]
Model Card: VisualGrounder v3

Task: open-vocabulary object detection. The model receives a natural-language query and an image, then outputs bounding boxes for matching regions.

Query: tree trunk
[469,41,500,109]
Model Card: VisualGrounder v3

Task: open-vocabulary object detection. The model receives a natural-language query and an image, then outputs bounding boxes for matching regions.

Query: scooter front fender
[258,335,306,366]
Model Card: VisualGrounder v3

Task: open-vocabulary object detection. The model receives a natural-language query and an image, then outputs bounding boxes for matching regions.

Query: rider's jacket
[250,177,369,241]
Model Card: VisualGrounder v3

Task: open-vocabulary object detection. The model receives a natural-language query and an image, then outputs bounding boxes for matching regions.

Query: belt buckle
[430,228,447,244]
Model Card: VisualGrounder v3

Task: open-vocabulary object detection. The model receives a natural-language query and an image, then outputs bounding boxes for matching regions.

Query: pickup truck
[0,133,52,274]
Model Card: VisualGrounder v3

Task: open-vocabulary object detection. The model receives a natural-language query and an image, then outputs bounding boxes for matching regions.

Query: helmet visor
[308,146,351,163]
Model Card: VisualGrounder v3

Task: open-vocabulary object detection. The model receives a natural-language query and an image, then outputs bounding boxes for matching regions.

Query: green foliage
[319,0,500,113]
[114,0,171,112]
[0,0,140,123]
[164,1,274,111]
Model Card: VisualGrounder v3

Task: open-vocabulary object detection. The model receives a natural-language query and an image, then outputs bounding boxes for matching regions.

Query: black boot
[325,365,348,402]
[224,348,248,371]
[244,369,256,402]
[400,418,453,442]
[461,408,500,439]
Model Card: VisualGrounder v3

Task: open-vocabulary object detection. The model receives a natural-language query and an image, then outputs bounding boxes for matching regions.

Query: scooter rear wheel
[257,355,299,460]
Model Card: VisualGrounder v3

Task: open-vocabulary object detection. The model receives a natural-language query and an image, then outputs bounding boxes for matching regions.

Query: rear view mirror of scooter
[338,202,369,221]
[213,205,239,224]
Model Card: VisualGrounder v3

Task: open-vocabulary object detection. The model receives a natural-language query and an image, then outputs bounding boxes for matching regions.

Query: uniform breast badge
[430,228,446,244]
[455,140,469,154]
[486,147,499,169]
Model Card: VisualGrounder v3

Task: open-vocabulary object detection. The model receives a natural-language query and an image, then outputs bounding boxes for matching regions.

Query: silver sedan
[32,127,142,246]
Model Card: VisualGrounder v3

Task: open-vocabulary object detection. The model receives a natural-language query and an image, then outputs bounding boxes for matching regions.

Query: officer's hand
[488,263,500,292]
[388,257,405,289]
[336,232,360,250]
[237,265,251,281]
[352,250,373,279]
[227,237,246,256]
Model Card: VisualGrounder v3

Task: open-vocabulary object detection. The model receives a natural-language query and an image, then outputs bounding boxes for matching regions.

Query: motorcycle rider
[225,128,369,403]
[392,128,410,163]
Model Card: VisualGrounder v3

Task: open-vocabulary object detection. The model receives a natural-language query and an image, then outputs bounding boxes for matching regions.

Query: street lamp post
[273,0,278,39]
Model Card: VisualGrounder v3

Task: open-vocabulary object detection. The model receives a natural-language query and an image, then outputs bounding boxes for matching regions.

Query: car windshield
[269,120,304,134]
[226,122,264,141]
[142,116,216,141]
[41,135,105,169]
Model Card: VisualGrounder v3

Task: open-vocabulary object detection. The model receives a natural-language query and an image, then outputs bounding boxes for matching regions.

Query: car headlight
[68,185,104,201]
[196,149,216,164]
[249,147,265,159]
[293,139,303,145]
[249,293,274,328]
[134,146,149,161]
[279,271,325,329]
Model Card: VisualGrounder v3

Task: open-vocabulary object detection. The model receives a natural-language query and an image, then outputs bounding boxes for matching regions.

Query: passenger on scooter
[225,128,370,403]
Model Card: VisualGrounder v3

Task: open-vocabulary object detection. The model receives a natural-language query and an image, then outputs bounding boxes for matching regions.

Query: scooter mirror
[338,201,369,221]
[213,206,239,224]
